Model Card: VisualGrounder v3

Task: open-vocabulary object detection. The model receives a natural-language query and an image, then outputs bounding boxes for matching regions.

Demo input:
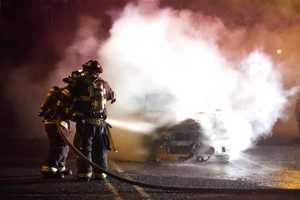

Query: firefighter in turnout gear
[39,86,72,178]
[66,60,116,181]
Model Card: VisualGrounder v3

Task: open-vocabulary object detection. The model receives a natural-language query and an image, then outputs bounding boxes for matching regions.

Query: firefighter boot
[94,173,107,181]
[77,172,93,182]
[58,165,72,178]
[40,165,60,178]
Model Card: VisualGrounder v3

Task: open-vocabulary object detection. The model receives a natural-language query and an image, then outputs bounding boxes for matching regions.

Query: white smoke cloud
[99,3,294,159]
[51,16,103,87]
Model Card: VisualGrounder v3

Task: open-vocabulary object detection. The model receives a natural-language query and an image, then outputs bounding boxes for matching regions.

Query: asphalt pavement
[1,138,300,199]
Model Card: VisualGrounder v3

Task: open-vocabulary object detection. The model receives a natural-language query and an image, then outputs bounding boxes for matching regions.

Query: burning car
[148,118,220,162]
[137,93,230,163]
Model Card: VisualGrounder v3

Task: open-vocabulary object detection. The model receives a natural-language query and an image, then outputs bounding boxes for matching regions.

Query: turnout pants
[74,122,108,176]
[45,123,69,169]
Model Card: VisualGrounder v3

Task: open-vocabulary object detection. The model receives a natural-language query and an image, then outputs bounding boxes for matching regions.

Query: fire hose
[57,124,300,194]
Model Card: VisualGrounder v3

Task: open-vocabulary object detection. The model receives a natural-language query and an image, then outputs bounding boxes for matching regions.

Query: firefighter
[39,86,72,178]
[66,60,116,181]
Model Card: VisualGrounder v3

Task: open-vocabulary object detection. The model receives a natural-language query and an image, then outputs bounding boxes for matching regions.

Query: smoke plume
[99,2,295,159]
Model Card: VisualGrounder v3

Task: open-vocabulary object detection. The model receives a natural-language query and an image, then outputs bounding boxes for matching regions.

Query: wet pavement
[116,145,300,189]
[1,139,300,199]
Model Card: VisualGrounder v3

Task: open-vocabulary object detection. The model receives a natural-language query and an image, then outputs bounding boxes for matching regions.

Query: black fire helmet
[82,60,103,74]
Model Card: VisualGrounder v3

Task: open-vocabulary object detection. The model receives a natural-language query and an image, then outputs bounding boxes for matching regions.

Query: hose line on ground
[58,124,300,194]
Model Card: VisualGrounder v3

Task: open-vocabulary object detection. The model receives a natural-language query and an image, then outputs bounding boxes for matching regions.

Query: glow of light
[276,49,283,54]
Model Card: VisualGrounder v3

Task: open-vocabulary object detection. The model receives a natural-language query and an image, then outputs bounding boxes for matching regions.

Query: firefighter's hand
[111,98,116,104]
